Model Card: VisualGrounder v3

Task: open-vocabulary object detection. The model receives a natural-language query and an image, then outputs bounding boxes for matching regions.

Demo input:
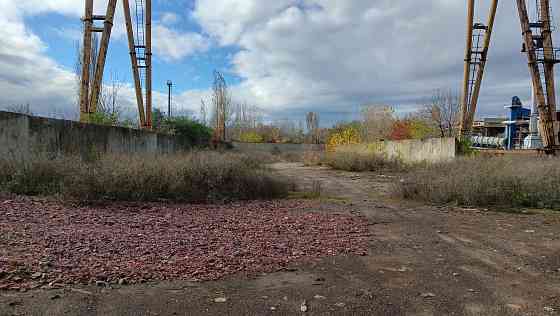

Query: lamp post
[166,80,173,118]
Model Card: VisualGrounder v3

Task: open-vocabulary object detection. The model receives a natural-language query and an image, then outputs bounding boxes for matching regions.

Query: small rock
[506,304,522,311]
[300,300,308,312]
[50,294,61,300]
[468,289,476,293]
[397,267,411,272]
[421,293,436,299]
[453,273,460,277]
[118,278,127,285]
[525,230,536,233]
[31,272,43,279]
[95,281,108,287]
[313,295,326,300]
[282,296,288,301]
[214,297,227,303]
[270,306,276,311]
[544,306,555,313]
[335,302,346,307]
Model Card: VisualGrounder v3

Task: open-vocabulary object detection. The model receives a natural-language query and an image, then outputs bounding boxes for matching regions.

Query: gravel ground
[0,197,369,290]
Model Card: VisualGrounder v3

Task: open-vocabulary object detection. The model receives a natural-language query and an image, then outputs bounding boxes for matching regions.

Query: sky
[0,0,559,126]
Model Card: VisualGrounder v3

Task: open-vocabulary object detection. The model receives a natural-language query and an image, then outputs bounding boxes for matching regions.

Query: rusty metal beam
[516,0,556,150]
[79,0,94,122]
[464,0,499,132]
[539,0,557,131]
[122,0,146,127]
[89,0,118,115]
[460,0,475,137]
[145,0,153,129]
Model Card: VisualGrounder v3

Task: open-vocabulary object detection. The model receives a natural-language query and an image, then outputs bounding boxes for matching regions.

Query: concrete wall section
[0,111,192,158]
[232,142,325,154]
[336,138,456,163]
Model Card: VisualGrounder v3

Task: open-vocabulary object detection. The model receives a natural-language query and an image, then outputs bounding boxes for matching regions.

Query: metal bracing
[79,0,152,129]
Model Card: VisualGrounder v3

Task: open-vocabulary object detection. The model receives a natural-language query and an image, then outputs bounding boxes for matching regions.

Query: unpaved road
[2,163,560,316]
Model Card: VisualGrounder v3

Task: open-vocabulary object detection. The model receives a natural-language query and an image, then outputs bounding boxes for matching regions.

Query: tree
[306,112,320,144]
[361,105,395,142]
[211,70,231,142]
[422,89,460,138]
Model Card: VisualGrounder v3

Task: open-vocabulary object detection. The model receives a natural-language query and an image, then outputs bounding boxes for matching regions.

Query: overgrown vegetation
[0,152,290,202]
[325,151,406,172]
[395,156,560,209]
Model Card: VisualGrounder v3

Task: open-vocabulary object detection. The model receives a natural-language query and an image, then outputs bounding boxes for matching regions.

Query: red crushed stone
[0,197,369,290]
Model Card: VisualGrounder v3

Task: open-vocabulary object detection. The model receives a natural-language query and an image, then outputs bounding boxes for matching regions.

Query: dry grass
[323,151,407,172]
[0,151,290,202]
[395,156,560,209]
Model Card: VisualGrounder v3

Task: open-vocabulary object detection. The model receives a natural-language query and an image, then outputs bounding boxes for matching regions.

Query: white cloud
[193,0,560,120]
[153,25,211,62]
[160,12,179,26]
[0,1,78,118]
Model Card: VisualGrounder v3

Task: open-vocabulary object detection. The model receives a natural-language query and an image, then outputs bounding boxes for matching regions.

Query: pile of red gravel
[0,197,369,290]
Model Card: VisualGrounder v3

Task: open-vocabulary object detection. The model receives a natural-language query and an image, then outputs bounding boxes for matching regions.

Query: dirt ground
[2,162,560,316]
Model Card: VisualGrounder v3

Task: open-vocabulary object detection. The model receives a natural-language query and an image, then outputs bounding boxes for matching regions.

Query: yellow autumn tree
[327,126,362,152]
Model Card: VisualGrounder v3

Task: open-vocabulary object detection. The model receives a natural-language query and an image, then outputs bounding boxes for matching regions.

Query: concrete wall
[335,138,456,163]
[0,111,191,158]
[232,142,325,154]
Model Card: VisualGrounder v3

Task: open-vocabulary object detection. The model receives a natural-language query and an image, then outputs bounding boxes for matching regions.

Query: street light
[166,80,173,118]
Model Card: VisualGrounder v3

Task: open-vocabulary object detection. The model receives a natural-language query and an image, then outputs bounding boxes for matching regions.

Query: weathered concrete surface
[0,111,190,158]
[336,138,456,163]
[232,142,325,154]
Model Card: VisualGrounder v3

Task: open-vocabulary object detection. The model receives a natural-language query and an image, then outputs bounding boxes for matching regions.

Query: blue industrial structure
[504,96,531,150]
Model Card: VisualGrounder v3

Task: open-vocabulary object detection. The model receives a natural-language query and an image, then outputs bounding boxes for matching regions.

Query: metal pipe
[167,80,173,119]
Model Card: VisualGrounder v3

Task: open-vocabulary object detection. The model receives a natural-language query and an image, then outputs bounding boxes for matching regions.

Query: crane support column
[122,0,146,127]
[516,0,556,150]
[464,0,499,134]
[89,0,118,115]
[145,0,153,129]
[79,0,94,122]
[460,0,475,137]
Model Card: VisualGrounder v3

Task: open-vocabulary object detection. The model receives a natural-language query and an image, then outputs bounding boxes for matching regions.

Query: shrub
[324,151,406,172]
[0,152,290,203]
[395,156,560,209]
[163,117,213,147]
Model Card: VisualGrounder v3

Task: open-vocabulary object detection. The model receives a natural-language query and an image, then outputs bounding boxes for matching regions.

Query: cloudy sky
[0,0,559,126]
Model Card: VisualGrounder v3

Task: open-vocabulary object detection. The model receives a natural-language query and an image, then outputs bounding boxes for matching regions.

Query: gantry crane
[460,0,560,152]
[79,0,152,129]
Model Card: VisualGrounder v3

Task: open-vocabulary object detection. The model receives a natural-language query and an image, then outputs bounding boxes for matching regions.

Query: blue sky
[1,1,560,126]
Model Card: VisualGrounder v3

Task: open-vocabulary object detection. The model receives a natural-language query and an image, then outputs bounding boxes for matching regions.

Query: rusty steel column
[79,0,94,122]
[145,0,153,129]
[122,0,146,127]
[89,0,118,115]
[465,0,499,132]
[539,0,557,131]
[516,0,556,150]
[460,0,476,137]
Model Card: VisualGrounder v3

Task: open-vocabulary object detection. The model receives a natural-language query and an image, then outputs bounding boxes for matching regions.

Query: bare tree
[422,89,460,138]
[306,112,320,144]
[98,72,123,123]
[361,105,395,142]
[211,70,231,142]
